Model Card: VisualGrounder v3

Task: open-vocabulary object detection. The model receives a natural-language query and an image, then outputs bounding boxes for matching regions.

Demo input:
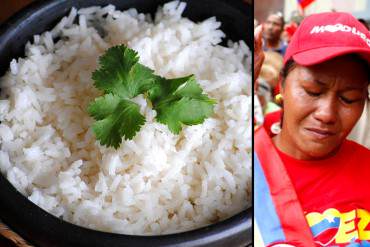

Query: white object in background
[254,94,264,127]
[348,99,370,149]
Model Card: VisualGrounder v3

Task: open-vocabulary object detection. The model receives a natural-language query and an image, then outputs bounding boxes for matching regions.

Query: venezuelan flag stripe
[297,0,315,9]
[310,217,340,237]
[254,152,286,244]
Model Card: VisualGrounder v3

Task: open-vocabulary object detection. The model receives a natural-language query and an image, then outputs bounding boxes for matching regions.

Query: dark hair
[277,59,296,128]
[358,18,369,31]
[280,59,295,87]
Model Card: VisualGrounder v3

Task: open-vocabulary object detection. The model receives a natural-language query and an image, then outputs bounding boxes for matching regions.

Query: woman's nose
[313,95,337,124]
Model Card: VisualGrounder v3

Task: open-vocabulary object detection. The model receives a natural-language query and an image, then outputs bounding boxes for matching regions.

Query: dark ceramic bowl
[0,0,252,246]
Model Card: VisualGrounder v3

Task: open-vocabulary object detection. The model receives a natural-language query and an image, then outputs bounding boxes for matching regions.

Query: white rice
[0,1,252,235]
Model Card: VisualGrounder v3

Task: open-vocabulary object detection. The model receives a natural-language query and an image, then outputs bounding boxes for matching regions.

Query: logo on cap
[310,23,370,47]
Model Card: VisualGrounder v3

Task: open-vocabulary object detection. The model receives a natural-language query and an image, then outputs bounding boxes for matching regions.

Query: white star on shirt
[326,214,336,223]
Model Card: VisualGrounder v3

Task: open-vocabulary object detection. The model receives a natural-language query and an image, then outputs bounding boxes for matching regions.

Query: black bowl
[0,0,252,246]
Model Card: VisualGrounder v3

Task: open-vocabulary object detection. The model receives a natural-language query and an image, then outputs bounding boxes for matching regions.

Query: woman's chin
[295,129,345,160]
[298,141,341,160]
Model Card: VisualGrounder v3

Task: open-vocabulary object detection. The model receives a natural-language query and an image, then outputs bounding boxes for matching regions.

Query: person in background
[259,63,279,94]
[282,12,304,44]
[262,12,287,56]
[256,76,280,115]
[254,45,283,129]
[256,61,281,116]
[254,12,370,246]
[281,21,298,44]
[261,51,284,97]
[254,24,265,129]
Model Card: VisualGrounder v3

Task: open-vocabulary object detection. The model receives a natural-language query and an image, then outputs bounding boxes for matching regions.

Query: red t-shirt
[275,140,370,246]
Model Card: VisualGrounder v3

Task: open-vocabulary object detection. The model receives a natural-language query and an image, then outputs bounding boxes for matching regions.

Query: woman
[254,12,370,247]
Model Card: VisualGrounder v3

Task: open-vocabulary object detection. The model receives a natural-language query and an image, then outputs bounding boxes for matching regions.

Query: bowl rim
[0,0,252,246]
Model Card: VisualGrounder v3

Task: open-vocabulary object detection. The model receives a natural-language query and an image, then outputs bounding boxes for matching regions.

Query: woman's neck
[272,133,310,160]
[272,131,341,161]
[265,38,281,49]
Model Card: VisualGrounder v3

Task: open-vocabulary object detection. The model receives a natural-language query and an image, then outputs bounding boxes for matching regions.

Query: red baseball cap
[284,12,370,66]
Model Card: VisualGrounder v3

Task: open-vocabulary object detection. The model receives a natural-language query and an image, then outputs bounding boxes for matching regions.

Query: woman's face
[277,56,368,160]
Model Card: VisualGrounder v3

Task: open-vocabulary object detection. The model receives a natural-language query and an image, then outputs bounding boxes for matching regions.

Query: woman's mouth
[304,128,336,140]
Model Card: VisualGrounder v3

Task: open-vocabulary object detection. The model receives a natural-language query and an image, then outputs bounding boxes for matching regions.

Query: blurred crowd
[254,11,291,128]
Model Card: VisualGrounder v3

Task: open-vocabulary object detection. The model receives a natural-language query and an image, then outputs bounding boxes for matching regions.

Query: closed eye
[305,89,321,97]
[340,96,360,104]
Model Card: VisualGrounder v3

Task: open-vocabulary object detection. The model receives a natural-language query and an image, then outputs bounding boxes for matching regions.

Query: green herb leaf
[89,45,216,149]
[89,95,145,149]
[92,45,156,99]
[155,97,216,134]
[149,75,216,134]
[88,93,122,120]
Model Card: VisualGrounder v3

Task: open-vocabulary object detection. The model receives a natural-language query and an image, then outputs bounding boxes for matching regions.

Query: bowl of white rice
[0,0,252,246]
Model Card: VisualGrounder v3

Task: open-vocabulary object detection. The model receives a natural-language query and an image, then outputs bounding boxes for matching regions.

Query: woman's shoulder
[344,139,369,151]
[343,139,370,161]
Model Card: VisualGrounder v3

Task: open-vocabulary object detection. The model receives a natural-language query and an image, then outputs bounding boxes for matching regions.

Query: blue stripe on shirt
[254,152,286,245]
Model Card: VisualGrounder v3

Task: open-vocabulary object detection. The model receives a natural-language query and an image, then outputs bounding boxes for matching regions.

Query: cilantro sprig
[88,45,216,149]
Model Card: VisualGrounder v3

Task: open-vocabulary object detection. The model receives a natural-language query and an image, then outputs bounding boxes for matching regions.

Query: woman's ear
[274,76,284,105]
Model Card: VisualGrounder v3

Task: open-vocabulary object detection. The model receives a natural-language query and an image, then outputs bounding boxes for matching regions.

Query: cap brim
[292,46,370,66]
